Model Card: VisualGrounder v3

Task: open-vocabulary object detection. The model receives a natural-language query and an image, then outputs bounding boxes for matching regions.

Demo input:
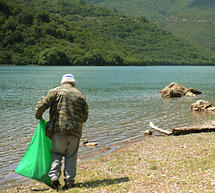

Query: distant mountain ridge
[86,0,215,19]
[86,0,215,52]
[1,0,215,65]
[190,0,215,7]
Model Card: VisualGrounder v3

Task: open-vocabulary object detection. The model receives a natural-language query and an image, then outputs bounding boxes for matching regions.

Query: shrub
[38,47,70,65]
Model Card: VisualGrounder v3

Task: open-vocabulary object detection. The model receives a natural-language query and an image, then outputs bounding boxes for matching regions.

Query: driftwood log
[149,121,215,136]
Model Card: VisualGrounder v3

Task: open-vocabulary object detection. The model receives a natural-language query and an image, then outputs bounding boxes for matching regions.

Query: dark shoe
[62,182,75,191]
[52,180,61,190]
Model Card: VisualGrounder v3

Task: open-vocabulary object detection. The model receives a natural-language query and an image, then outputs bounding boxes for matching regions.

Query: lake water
[0,66,215,188]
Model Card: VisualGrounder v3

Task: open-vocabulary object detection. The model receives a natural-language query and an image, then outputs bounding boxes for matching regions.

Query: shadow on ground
[31,188,50,192]
[31,177,129,191]
[75,177,129,188]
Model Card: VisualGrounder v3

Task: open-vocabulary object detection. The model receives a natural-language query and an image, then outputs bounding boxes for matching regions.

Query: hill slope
[1,0,215,65]
[0,0,134,65]
[87,0,215,52]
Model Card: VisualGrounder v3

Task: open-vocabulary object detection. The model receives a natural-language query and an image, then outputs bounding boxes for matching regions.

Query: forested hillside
[86,0,215,52]
[1,0,215,65]
[0,0,132,65]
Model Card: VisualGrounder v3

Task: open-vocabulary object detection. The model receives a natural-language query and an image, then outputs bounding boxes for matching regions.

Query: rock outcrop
[144,130,153,135]
[82,140,98,146]
[159,82,201,98]
[191,100,215,111]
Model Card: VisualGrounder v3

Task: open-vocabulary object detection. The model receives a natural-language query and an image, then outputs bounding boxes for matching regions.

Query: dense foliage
[86,0,215,52]
[1,0,215,65]
[0,0,132,65]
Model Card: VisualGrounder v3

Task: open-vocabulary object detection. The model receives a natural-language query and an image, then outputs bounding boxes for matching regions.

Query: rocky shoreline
[3,125,215,192]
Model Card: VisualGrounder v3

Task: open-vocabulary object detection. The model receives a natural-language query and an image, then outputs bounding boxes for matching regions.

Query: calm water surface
[0,66,215,187]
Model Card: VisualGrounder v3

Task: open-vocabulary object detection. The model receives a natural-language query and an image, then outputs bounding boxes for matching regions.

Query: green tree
[84,49,106,65]
[34,11,50,25]
[0,49,12,64]
[18,12,33,26]
[2,16,17,31]
[38,47,70,65]
[11,52,26,65]
[0,1,11,15]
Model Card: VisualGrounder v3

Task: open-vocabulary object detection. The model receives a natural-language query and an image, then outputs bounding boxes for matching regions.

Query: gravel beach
[3,132,215,193]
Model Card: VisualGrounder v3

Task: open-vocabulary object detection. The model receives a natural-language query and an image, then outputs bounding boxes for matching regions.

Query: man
[35,74,88,190]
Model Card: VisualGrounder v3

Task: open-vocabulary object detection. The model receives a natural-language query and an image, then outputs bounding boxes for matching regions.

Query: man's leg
[63,135,79,189]
[49,135,67,189]
[49,152,63,181]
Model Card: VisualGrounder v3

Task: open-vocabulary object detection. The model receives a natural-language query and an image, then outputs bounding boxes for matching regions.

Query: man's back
[35,83,88,138]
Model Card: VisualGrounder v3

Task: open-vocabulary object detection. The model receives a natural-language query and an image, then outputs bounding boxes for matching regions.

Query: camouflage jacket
[35,83,88,138]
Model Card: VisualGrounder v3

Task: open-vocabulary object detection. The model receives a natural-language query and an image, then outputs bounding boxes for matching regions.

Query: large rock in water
[191,100,215,111]
[159,82,201,98]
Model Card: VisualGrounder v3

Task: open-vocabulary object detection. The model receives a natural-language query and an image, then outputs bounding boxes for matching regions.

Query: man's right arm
[35,89,55,119]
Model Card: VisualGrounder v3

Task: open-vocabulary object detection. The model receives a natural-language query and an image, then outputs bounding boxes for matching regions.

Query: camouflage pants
[48,135,79,184]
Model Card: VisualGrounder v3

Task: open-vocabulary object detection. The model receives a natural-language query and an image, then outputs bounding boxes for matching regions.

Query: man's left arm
[82,99,89,123]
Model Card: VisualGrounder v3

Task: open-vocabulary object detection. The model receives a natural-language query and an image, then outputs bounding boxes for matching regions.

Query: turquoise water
[0,66,215,187]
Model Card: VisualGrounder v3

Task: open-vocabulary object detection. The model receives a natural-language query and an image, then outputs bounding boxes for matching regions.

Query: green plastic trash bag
[15,118,52,187]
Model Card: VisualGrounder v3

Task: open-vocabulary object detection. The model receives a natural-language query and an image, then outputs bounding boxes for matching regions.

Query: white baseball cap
[61,74,76,85]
